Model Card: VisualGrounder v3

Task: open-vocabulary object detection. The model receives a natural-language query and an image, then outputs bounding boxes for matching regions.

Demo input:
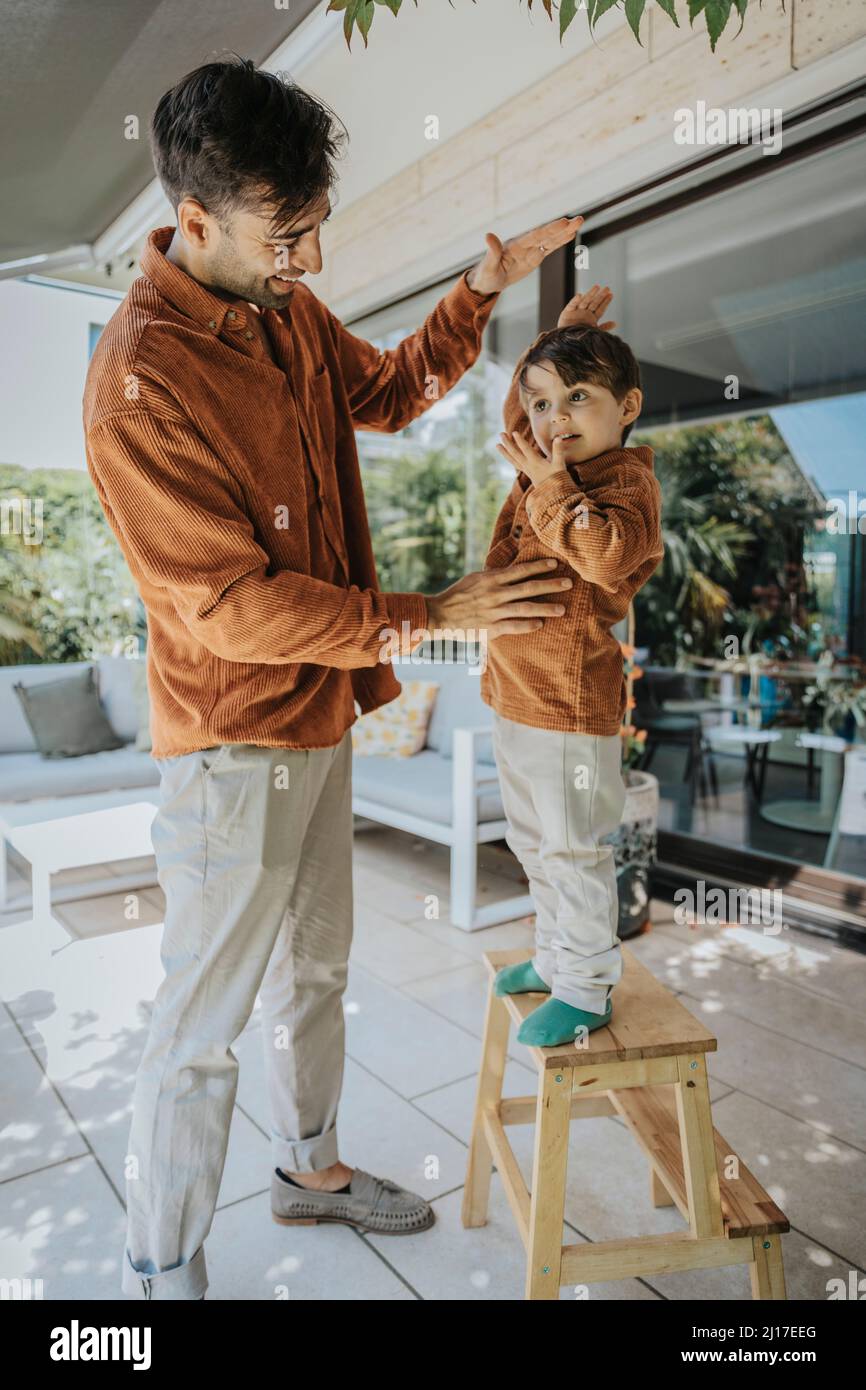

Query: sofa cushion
[130,661,152,752]
[391,659,495,765]
[96,656,145,744]
[13,666,125,759]
[0,656,142,753]
[352,679,439,757]
[0,745,161,802]
[0,661,92,753]
[352,749,503,827]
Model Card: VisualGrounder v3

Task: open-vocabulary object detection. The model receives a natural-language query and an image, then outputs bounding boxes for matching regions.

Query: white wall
[289,0,624,217]
[297,1,866,319]
[0,278,121,473]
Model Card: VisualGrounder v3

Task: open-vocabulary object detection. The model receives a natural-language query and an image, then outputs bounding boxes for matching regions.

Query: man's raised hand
[466,215,585,297]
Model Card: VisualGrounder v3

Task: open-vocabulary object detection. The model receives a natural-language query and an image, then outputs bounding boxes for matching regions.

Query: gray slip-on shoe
[271,1168,434,1235]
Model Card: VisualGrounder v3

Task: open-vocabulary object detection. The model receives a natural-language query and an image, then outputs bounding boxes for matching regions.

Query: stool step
[612,1083,789,1239]
[483,946,717,1067]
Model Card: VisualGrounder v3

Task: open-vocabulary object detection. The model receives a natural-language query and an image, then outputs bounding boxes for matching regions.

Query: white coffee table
[0,789,160,923]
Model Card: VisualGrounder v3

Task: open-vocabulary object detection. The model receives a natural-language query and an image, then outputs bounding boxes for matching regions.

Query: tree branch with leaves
[327,0,784,55]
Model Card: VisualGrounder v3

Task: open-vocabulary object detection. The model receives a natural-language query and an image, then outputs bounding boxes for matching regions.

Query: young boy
[480,286,664,1047]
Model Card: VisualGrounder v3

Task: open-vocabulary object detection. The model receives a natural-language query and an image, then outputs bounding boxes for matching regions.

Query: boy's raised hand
[558,284,617,331]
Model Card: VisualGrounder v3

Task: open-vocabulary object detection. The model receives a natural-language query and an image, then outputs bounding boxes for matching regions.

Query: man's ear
[620,387,643,428]
[176,197,213,251]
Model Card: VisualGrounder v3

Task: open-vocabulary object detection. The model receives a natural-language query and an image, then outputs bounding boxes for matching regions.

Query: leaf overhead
[624,0,647,44]
[559,0,577,42]
[327,0,783,53]
[704,0,733,50]
[589,0,622,35]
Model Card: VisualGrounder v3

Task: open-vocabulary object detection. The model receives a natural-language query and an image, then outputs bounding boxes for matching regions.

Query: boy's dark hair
[150,56,349,237]
[516,325,642,445]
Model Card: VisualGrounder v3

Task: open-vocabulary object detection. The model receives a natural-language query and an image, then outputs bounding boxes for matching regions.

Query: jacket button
[227,310,236,319]
[513,525,522,538]
[207,319,217,330]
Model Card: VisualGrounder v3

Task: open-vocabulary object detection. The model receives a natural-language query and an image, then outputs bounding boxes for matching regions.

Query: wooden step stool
[462,946,789,1301]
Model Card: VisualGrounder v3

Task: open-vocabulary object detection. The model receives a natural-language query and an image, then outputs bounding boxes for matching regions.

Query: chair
[634,670,718,803]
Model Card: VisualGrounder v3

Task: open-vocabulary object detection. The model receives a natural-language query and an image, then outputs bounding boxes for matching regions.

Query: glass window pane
[348,267,539,592]
[586,134,866,882]
[588,135,866,423]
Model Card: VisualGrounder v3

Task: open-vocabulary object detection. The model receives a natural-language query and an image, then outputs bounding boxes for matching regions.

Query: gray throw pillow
[13,666,126,759]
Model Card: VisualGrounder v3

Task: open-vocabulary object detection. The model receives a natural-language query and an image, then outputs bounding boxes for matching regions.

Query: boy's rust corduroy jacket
[480,337,664,736]
[83,227,500,758]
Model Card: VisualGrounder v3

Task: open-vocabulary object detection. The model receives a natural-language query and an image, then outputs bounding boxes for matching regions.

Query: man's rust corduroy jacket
[83,227,500,757]
[480,341,665,736]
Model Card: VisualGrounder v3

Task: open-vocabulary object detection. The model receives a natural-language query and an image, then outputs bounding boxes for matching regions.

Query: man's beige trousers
[122,733,354,1300]
[492,711,627,1013]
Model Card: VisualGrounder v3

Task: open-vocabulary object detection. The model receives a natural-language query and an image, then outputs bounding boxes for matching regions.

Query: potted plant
[802,652,866,740]
[606,602,660,940]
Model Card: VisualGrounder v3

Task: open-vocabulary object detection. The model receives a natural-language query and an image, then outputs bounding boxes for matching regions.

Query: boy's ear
[620,387,643,427]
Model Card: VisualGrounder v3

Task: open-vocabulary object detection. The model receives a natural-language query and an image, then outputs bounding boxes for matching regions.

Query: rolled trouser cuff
[121,1242,208,1300]
[272,1121,339,1175]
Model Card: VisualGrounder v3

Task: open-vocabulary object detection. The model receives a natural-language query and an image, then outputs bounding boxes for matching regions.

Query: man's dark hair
[516,325,642,445]
[150,56,349,236]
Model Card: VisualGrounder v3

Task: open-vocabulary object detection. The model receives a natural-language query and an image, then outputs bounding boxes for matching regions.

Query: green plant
[802,654,866,737]
[0,464,144,666]
[360,360,511,589]
[328,0,781,54]
[632,415,822,667]
[619,601,648,770]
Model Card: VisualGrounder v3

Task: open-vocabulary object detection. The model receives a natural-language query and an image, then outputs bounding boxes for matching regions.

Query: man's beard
[204,239,294,310]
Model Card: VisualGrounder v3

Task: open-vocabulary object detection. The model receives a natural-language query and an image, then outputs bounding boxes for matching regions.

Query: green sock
[494,960,551,996]
[516,996,612,1047]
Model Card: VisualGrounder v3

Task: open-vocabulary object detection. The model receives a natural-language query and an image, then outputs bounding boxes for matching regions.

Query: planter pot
[606,768,660,941]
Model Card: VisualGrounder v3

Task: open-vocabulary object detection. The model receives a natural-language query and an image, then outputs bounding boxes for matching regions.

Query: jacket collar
[139,226,277,342]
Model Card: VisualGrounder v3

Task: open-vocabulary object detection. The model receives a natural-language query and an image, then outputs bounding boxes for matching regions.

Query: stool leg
[650,1167,676,1208]
[525,1066,572,1300]
[674,1054,724,1238]
[461,983,510,1228]
[749,1233,787,1299]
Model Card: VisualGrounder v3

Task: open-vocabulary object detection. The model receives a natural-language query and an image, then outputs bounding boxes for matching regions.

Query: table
[824,746,866,869]
[760,734,850,836]
[662,697,753,717]
[710,727,782,801]
[1,790,160,923]
[666,668,740,725]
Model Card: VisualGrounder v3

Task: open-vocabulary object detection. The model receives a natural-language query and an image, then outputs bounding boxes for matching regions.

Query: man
[83,56,581,1300]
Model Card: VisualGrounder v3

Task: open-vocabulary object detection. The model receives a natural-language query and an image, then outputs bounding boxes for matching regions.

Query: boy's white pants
[492,711,627,1013]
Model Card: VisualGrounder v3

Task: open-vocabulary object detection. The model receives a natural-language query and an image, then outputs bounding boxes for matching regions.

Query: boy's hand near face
[496,430,571,490]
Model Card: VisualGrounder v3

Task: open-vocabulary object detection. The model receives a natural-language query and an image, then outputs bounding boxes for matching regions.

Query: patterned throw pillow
[351,681,440,757]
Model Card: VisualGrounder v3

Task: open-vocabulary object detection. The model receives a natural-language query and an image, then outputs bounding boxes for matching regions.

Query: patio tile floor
[1,824,864,1301]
